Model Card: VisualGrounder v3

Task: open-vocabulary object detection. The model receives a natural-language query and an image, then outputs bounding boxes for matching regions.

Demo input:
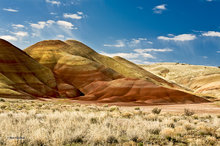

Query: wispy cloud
[153,4,167,14]
[45,0,61,6]
[50,12,56,15]
[3,8,18,12]
[100,52,140,59]
[0,35,18,41]
[129,38,153,46]
[104,40,125,48]
[104,38,152,48]
[12,31,29,37]
[217,51,220,53]
[56,34,65,38]
[131,38,147,44]
[12,24,24,29]
[134,48,173,53]
[30,20,55,29]
[202,31,220,37]
[100,49,157,60]
[100,47,171,61]
[158,34,196,41]
[31,22,47,29]
[63,12,83,19]
[57,20,74,29]
[28,19,77,40]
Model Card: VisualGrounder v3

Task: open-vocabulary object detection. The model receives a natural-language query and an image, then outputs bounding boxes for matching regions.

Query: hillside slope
[140,63,220,99]
[0,39,59,98]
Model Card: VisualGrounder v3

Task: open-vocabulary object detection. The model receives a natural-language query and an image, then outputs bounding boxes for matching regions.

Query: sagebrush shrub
[152,107,162,114]
[184,108,194,116]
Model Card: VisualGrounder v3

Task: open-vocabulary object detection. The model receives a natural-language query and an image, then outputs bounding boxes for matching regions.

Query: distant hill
[140,63,220,99]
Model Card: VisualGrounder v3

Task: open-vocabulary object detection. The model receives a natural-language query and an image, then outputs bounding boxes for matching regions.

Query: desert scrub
[0,99,219,145]
[184,108,194,116]
[0,98,5,102]
[152,107,162,114]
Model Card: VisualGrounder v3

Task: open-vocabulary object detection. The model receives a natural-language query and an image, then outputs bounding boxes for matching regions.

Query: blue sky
[0,0,220,66]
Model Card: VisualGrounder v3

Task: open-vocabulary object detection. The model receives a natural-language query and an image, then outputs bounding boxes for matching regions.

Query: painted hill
[140,63,220,99]
[23,40,207,104]
[0,39,59,99]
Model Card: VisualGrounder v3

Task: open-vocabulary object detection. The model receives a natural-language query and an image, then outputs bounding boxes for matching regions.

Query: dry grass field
[0,98,220,146]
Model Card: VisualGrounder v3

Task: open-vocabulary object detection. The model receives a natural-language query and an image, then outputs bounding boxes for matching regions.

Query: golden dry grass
[0,98,219,146]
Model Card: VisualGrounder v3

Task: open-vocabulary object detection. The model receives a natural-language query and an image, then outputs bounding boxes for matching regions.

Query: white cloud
[63,13,82,19]
[104,40,125,48]
[202,31,220,37]
[138,52,154,58]
[77,12,83,15]
[30,20,55,29]
[56,34,64,38]
[3,8,18,12]
[153,4,167,14]
[45,0,61,6]
[158,34,196,41]
[12,24,24,29]
[29,19,76,39]
[101,51,154,59]
[131,38,147,44]
[101,48,156,59]
[32,33,39,37]
[147,41,153,44]
[30,21,47,29]
[47,20,55,25]
[217,51,220,53]
[155,4,166,10]
[100,46,173,63]
[57,20,74,29]
[100,52,139,59]
[168,34,174,36]
[0,35,17,41]
[12,31,28,37]
[143,61,157,65]
[206,0,213,2]
[134,48,173,53]
[129,38,153,47]
[104,38,152,48]
[50,12,56,15]
[104,38,153,49]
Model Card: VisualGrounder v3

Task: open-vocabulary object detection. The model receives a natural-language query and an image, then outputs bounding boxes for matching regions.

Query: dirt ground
[44,98,220,115]
[119,103,220,114]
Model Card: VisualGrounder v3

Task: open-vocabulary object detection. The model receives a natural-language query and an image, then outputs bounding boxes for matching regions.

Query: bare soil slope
[24,40,208,104]
[0,39,59,98]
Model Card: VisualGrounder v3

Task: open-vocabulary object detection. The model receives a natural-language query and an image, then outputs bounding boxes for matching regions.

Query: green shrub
[134,107,140,110]
[0,98,5,102]
[184,109,194,116]
[152,107,162,114]
[106,136,118,144]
